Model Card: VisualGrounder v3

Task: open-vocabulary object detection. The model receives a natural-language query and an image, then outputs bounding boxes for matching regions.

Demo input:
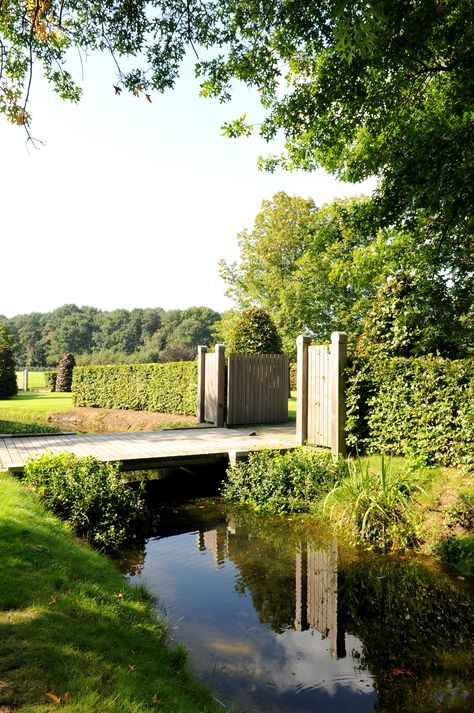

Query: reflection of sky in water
[128,532,375,713]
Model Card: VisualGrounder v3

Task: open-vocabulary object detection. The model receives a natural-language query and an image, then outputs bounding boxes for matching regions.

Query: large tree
[1,2,473,247]
[221,192,473,355]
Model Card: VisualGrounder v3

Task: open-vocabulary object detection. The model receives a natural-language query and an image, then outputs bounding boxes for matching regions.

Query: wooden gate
[296,332,347,455]
[197,346,288,427]
[226,353,288,426]
[197,345,225,427]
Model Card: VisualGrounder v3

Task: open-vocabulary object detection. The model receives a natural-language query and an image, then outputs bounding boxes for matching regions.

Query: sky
[1,50,375,319]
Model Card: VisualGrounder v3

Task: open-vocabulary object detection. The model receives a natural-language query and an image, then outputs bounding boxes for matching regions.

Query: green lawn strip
[0,393,73,433]
[0,471,225,713]
[0,392,73,414]
[16,372,46,390]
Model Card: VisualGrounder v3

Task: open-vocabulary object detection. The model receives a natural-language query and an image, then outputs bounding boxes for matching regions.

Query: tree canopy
[6,304,221,367]
[2,2,473,248]
[221,192,473,356]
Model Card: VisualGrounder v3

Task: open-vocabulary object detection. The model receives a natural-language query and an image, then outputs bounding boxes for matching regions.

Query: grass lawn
[0,393,74,435]
[16,371,46,390]
[288,391,296,421]
[0,471,224,713]
[0,392,73,414]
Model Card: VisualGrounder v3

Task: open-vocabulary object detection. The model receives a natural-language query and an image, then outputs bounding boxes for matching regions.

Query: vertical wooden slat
[197,346,207,424]
[331,332,347,457]
[296,336,310,444]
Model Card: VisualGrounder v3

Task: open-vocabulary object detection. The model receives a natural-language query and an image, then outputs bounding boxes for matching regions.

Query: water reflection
[125,501,474,713]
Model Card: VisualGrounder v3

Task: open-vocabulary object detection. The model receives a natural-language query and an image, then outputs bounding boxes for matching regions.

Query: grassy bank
[223,449,474,576]
[0,471,224,713]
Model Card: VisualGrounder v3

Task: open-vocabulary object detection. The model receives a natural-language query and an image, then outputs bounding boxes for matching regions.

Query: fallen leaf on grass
[46,691,69,704]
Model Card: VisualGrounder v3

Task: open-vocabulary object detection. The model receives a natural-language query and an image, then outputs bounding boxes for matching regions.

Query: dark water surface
[122,476,474,713]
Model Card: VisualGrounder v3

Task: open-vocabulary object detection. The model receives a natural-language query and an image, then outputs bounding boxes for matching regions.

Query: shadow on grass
[0,475,222,713]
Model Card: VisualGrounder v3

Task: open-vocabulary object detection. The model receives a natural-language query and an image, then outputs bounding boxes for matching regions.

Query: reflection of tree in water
[340,558,474,713]
[198,513,474,713]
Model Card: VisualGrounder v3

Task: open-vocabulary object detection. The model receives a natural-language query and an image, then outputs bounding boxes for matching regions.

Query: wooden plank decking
[0,424,297,472]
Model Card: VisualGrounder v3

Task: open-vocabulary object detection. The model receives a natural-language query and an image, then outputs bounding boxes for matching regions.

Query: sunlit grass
[0,471,223,713]
[16,371,46,390]
[0,392,73,414]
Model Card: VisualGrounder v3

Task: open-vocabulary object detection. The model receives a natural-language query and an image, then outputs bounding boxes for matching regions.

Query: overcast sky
[1,51,375,318]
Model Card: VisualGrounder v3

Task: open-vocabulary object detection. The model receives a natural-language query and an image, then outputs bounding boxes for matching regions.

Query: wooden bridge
[0,424,297,473]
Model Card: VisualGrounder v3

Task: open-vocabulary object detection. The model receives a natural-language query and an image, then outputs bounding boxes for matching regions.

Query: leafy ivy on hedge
[346,356,474,469]
[72,361,198,415]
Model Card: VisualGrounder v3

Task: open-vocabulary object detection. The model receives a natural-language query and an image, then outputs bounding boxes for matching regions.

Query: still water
[123,478,474,713]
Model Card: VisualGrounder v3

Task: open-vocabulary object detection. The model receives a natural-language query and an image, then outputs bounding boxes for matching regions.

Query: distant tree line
[0,305,221,368]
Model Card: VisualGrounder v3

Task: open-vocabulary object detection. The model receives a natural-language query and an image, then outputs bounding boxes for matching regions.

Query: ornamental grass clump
[23,452,148,553]
[324,456,425,552]
[222,448,347,513]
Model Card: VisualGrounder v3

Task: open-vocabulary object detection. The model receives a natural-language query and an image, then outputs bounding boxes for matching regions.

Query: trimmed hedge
[72,361,198,416]
[346,356,474,469]
[44,370,57,391]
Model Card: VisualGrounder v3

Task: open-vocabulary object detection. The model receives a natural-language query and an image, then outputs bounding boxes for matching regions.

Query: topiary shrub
[0,345,18,398]
[55,352,75,392]
[230,307,283,354]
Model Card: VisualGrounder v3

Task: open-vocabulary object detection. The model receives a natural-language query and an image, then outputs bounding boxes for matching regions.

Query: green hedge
[71,361,198,415]
[346,356,474,469]
[44,370,57,391]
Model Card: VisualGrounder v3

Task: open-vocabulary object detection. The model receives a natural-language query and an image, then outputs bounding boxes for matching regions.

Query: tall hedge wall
[72,361,198,416]
[346,356,474,470]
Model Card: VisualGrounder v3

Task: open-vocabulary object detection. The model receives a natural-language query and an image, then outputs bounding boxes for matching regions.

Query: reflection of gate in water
[197,527,345,659]
[295,541,345,659]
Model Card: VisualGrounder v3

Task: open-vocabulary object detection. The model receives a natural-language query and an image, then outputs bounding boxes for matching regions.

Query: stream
[119,471,474,713]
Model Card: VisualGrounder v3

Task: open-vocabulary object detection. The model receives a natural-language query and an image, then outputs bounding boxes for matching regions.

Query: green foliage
[446,493,474,531]
[0,344,18,398]
[23,453,148,553]
[72,361,198,415]
[357,272,471,358]
[6,304,219,368]
[436,536,474,578]
[0,320,14,348]
[0,419,60,435]
[289,362,297,391]
[346,356,474,469]
[55,351,75,392]
[230,307,282,354]
[44,369,57,391]
[222,448,346,513]
[324,457,425,551]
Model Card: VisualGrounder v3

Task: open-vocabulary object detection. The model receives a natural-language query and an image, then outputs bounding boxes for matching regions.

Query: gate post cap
[330,332,348,343]
[215,343,225,353]
[296,335,311,346]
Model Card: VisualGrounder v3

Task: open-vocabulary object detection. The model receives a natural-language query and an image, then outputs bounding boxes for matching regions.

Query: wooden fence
[296,332,347,456]
[197,346,288,427]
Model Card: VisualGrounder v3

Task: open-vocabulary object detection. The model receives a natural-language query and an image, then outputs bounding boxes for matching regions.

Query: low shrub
[435,536,474,578]
[222,448,346,513]
[324,457,425,551]
[72,361,198,415]
[23,453,148,553]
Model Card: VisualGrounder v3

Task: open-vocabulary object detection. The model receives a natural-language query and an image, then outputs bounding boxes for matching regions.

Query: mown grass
[0,392,73,414]
[16,371,46,390]
[0,471,225,713]
[0,393,73,434]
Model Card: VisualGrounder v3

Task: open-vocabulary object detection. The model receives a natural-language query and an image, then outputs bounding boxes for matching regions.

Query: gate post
[331,332,347,457]
[296,335,311,445]
[197,346,207,424]
[215,344,226,428]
